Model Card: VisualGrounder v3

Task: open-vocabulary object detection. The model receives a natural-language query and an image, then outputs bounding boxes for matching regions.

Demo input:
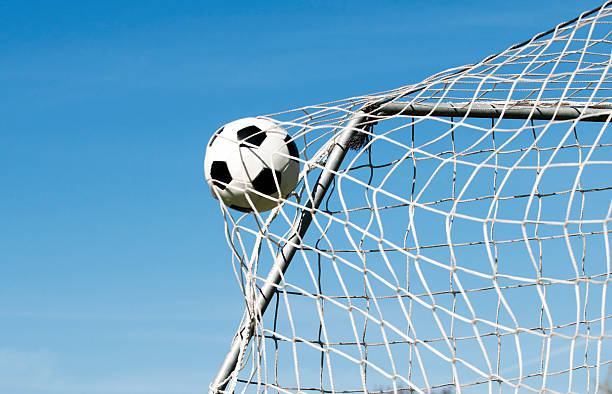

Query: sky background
[0,1,608,393]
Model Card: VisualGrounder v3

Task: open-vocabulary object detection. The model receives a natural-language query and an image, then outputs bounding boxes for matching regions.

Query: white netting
[211,3,612,393]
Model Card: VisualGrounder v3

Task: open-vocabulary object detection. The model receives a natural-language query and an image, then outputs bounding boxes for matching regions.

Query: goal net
[210,3,612,393]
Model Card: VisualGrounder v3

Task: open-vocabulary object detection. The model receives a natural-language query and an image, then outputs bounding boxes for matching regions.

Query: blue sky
[0,1,607,393]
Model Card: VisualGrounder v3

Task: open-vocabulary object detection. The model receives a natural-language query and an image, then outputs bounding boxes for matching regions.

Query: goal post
[209,3,612,393]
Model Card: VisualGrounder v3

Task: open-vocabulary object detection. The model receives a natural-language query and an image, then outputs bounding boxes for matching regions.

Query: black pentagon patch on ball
[209,127,224,147]
[210,161,232,190]
[237,126,267,147]
[252,168,282,196]
[284,134,299,158]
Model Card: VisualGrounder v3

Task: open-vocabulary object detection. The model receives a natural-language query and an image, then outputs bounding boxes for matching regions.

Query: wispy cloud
[0,348,204,394]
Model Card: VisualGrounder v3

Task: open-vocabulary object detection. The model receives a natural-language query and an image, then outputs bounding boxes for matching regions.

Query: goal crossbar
[374,102,612,122]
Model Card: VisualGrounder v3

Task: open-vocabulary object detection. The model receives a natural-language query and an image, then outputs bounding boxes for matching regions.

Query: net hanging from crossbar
[210,2,612,393]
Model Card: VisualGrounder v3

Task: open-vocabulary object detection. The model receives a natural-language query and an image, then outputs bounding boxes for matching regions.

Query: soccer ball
[204,117,300,212]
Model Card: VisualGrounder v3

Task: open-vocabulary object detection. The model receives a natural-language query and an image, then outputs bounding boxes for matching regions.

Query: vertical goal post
[209,2,612,393]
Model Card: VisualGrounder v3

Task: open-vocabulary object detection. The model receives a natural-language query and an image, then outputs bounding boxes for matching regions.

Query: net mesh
[212,3,612,393]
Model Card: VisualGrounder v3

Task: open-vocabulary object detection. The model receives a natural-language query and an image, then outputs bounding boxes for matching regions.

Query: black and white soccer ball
[204,117,300,212]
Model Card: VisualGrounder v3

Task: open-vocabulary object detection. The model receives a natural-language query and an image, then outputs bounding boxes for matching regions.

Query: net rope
[211,3,612,393]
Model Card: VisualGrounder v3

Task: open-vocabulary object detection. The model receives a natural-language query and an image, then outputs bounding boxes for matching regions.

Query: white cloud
[0,348,204,394]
